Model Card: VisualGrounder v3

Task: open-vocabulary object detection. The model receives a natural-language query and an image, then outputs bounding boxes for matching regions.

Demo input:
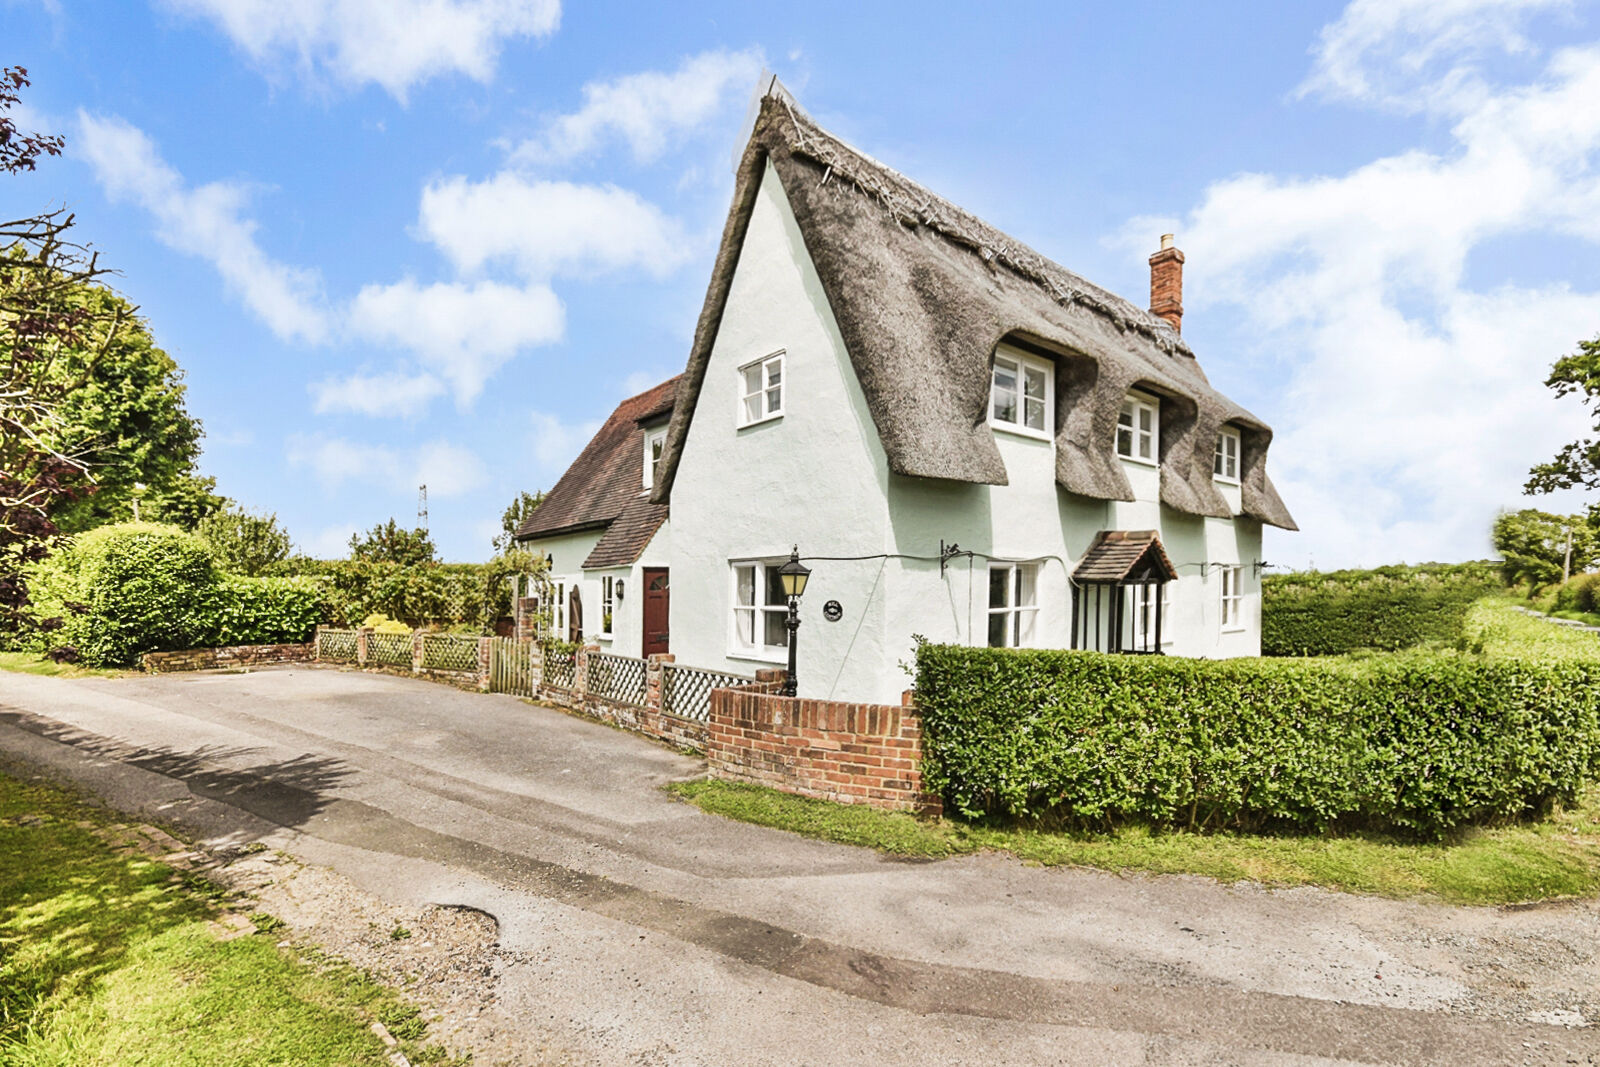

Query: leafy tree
[1491,509,1598,592]
[1526,334,1600,506]
[43,285,224,532]
[1,67,121,642]
[348,519,437,566]
[492,489,544,553]
[198,506,292,576]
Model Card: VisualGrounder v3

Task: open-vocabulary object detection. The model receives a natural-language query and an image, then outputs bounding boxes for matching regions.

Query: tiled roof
[1073,530,1177,583]
[582,497,669,569]
[514,376,679,542]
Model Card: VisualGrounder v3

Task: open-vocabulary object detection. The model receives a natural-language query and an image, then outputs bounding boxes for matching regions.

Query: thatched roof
[651,81,1295,531]
[515,376,677,546]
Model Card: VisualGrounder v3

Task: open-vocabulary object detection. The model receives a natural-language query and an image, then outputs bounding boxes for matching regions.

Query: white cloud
[299,522,359,558]
[347,278,564,405]
[528,411,602,473]
[310,373,445,417]
[1299,0,1570,113]
[75,111,328,342]
[1146,7,1600,568]
[162,0,560,101]
[418,175,689,278]
[287,434,487,497]
[510,48,764,165]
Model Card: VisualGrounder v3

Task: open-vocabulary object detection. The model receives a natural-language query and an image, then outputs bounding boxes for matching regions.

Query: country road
[1,665,1596,1065]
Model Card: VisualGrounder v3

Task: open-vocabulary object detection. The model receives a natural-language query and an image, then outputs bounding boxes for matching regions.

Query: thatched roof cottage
[519,79,1294,702]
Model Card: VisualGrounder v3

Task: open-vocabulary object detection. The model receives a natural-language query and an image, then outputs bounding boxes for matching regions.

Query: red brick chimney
[1148,233,1184,332]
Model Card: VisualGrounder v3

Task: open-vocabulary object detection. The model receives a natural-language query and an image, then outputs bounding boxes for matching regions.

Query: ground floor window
[731,560,789,657]
[1126,581,1171,651]
[1219,565,1244,631]
[987,562,1039,648]
[600,576,615,636]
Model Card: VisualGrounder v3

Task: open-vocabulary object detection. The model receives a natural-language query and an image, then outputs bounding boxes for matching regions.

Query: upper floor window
[642,427,667,489]
[989,349,1052,439]
[987,562,1039,648]
[1219,565,1244,631]
[1214,426,1240,483]
[1117,391,1159,464]
[739,351,784,426]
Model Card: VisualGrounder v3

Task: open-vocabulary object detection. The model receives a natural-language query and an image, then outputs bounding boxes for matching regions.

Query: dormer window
[1117,391,1158,464]
[1214,426,1240,483]
[989,348,1052,439]
[642,427,667,489]
[739,351,784,426]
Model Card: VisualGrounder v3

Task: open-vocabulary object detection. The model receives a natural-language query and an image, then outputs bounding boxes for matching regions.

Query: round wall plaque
[822,600,844,622]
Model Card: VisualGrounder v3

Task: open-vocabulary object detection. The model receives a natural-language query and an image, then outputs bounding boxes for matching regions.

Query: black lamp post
[777,547,811,697]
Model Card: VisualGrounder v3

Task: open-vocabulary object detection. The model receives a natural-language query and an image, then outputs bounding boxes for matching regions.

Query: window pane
[763,609,788,648]
[736,566,755,607]
[766,386,781,414]
[991,364,1018,424]
[1214,437,1225,475]
[1024,396,1045,431]
[1017,565,1037,607]
[987,612,1007,648]
[1024,365,1045,400]
[737,608,754,645]
[743,365,762,397]
[1138,430,1152,460]
[1117,426,1133,457]
[1138,406,1153,433]
[988,566,1009,609]
[765,565,786,608]
[743,394,762,423]
[1017,607,1036,647]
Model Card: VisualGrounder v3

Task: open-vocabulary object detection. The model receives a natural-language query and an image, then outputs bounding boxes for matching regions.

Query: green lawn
[670,779,1600,906]
[0,767,454,1066]
[0,652,124,679]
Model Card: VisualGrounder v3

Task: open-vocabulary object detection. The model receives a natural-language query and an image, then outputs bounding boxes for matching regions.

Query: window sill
[1220,626,1247,634]
[727,649,787,666]
[1118,454,1159,469]
[1213,476,1240,486]
[737,413,783,431]
[990,421,1052,443]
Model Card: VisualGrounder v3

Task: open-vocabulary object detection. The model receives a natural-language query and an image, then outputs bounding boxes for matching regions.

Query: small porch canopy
[1071,530,1178,654]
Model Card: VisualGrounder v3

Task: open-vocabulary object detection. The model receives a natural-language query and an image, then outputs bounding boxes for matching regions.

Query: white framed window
[1117,391,1159,464]
[989,349,1052,438]
[731,559,790,658]
[1126,582,1173,650]
[1214,426,1240,483]
[1219,565,1244,631]
[600,576,615,637]
[642,428,667,489]
[987,563,1039,648]
[738,351,784,427]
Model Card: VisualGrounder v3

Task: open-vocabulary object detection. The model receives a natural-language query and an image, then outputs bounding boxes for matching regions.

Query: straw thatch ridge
[652,81,1295,531]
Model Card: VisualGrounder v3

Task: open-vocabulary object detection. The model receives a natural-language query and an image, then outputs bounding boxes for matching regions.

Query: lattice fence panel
[368,632,413,667]
[662,664,755,722]
[542,646,577,690]
[422,634,480,672]
[589,652,647,707]
[318,629,357,662]
[489,637,533,696]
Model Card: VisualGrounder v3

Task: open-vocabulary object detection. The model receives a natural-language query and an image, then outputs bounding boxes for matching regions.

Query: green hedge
[27,524,321,666]
[913,641,1600,839]
[265,557,519,630]
[1262,561,1501,656]
[1553,573,1600,615]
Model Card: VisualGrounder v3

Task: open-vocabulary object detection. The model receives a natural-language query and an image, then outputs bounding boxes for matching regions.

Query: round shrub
[32,523,219,666]
[1554,573,1600,614]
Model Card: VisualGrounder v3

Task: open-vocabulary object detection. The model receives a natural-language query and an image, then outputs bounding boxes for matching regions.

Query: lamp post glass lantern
[778,548,811,696]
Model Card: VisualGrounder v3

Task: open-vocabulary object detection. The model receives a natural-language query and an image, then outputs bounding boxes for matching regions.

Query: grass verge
[0,652,124,679]
[0,766,454,1066]
[669,779,1600,906]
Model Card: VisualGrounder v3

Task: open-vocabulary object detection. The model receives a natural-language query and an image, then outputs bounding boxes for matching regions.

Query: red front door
[642,568,669,656]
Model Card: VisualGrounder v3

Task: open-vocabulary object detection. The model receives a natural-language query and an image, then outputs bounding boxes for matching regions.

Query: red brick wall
[706,687,941,815]
[143,643,312,673]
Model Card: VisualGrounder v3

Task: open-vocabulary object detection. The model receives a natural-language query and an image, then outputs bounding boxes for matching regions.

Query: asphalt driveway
[1,665,1596,1065]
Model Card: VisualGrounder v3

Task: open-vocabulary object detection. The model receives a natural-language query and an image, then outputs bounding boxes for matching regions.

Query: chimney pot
[1148,235,1184,333]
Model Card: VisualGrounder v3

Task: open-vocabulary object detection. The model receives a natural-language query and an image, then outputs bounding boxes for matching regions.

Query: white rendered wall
[668,162,895,700]
[668,166,1267,703]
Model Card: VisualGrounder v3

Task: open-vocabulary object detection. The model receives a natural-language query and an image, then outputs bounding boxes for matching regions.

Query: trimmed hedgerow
[206,576,322,648]
[913,641,1600,839]
[1262,561,1501,656]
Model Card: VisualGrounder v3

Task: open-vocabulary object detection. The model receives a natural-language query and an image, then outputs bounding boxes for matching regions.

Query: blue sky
[4,0,1599,566]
